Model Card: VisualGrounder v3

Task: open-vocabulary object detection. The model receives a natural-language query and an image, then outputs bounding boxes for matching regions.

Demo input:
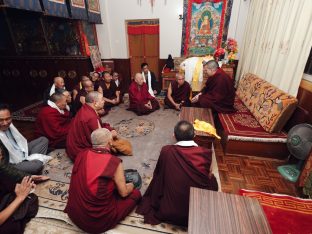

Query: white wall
[96,0,249,59]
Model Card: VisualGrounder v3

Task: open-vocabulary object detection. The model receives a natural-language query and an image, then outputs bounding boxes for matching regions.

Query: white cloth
[49,84,56,96]
[47,100,64,114]
[0,124,51,164]
[236,0,312,96]
[175,140,198,147]
[180,57,212,85]
[115,79,119,87]
[142,71,155,97]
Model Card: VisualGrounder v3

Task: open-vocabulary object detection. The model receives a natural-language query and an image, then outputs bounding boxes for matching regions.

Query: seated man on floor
[66,91,117,161]
[72,79,94,115]
[43,77,65,103]
[0,142,49,233]
[0,104,50,174]
[128,73,160,116]
[136,120,218,226]
[141,62,160,96]
[164,73,191,110]
[35,93,72,149]
[98,71,120,111]
[191,60,235,113]
[65,128,141,233]
[72,76,90,101]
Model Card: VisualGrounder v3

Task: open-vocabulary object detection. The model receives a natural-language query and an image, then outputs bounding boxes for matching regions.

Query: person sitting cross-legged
[35,93,72,149]
[65,128,141,233]
[136,120,218,226]
[66,91,116,161]
[0,104,50,174]
[128,73,160,116]
[164,73,191,110]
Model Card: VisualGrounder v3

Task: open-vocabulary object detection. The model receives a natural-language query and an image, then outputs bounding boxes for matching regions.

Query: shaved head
[53,76,65,89]
[203,60,219,70]
[85,91,101,104]
[91,128,112,147]
[174,120,195,141]
[134,73,144,85]
[49,93,67,110]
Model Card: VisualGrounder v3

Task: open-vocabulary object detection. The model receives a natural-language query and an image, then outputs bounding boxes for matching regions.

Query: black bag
[124,169,142,189]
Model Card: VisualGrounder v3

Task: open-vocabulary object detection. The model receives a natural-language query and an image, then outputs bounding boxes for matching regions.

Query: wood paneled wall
[0,56,92,109]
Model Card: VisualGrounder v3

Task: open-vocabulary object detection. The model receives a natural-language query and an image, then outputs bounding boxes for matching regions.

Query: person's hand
[111,130,118,139]
[15,176,35,201]
[31,175,50,183]
[191,94,200,103]
[97,108,106,116]
[174,103,181,110]
[153,90,157,95]
[145,101,152,109]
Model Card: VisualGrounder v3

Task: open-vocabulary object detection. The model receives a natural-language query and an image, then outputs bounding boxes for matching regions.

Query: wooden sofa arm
[283,106,310,132]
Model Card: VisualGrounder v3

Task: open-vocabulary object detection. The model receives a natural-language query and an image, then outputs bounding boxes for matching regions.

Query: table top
[188,188,272,234]
[179,107,215,137]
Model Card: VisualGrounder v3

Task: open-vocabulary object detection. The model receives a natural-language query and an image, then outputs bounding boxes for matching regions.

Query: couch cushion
[218,96,287,142]
[236,73,297,133]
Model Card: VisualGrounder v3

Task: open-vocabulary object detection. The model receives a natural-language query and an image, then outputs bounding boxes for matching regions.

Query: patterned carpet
[25,103,220,233]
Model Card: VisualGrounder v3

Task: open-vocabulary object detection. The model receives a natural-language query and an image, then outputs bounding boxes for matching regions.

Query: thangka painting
[181,0,233,56]
[89,45,102,69]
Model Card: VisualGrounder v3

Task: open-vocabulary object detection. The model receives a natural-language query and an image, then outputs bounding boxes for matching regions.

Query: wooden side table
[179,107,216,149]
[221,64,234,79]
[161,71,176,90]
[188,188,272,234]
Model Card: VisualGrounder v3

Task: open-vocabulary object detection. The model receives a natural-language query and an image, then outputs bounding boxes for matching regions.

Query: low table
[179,107,215,149]
[188,188,272,234]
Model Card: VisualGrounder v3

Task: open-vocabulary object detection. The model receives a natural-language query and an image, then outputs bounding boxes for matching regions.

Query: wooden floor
[15,121,298,197]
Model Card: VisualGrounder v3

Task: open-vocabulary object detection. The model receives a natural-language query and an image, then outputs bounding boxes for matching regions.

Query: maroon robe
[98,80,120,109]
[136,144,218,226]
[197,68,235,113]
[72,89,88,114]
[66,104,113,161]
[128,81,160,116]
[35,106,71,148]
[65,149,141,233]
[164,80,191,108]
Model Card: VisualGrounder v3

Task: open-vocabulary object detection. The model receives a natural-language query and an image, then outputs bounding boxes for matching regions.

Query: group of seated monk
[0,59,234,233]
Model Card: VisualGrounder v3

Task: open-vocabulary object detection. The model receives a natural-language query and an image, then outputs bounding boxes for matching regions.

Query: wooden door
[126,19,159,80]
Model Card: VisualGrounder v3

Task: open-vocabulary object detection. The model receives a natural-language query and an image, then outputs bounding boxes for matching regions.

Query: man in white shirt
[0,104,49,174]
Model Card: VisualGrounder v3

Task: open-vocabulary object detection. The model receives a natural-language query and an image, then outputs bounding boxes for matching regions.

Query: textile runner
[127,20,159,35]
[218,96,287,141]
[239,189,312,234]
[181,0,233,56]
[2,0,42,12]
[86,0,101,23]
[69,0,88,20]
[41,0,69,18]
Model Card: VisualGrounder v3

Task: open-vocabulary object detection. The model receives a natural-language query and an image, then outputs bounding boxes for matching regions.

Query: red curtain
[127,20,159,35]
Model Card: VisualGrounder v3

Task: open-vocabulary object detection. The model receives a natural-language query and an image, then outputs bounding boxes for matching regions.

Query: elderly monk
[35,93,72,149]
[164,73,191,110]
[66,91,117,161]
[136,120,218,226]
[43,77,65,103]
[191,60,235,113]
[65,128,141,233]
[98,71,120,110]
[128,73,160,116]
[72,80,94,115]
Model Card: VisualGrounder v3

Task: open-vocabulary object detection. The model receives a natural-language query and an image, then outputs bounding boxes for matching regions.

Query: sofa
[218,73,298,159]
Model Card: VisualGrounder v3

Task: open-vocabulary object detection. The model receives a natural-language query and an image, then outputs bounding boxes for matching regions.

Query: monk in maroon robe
[136,121,218,226]
[35,93,71,148]
[65,128,141,233]
[66,91,116,161]
[164,73,191,110]
[128,73,160,116]
[72,76,90,100]
[191,60,235,113]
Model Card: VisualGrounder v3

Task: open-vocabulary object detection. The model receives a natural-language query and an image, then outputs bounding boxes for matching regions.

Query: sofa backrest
[236,73,298,133]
